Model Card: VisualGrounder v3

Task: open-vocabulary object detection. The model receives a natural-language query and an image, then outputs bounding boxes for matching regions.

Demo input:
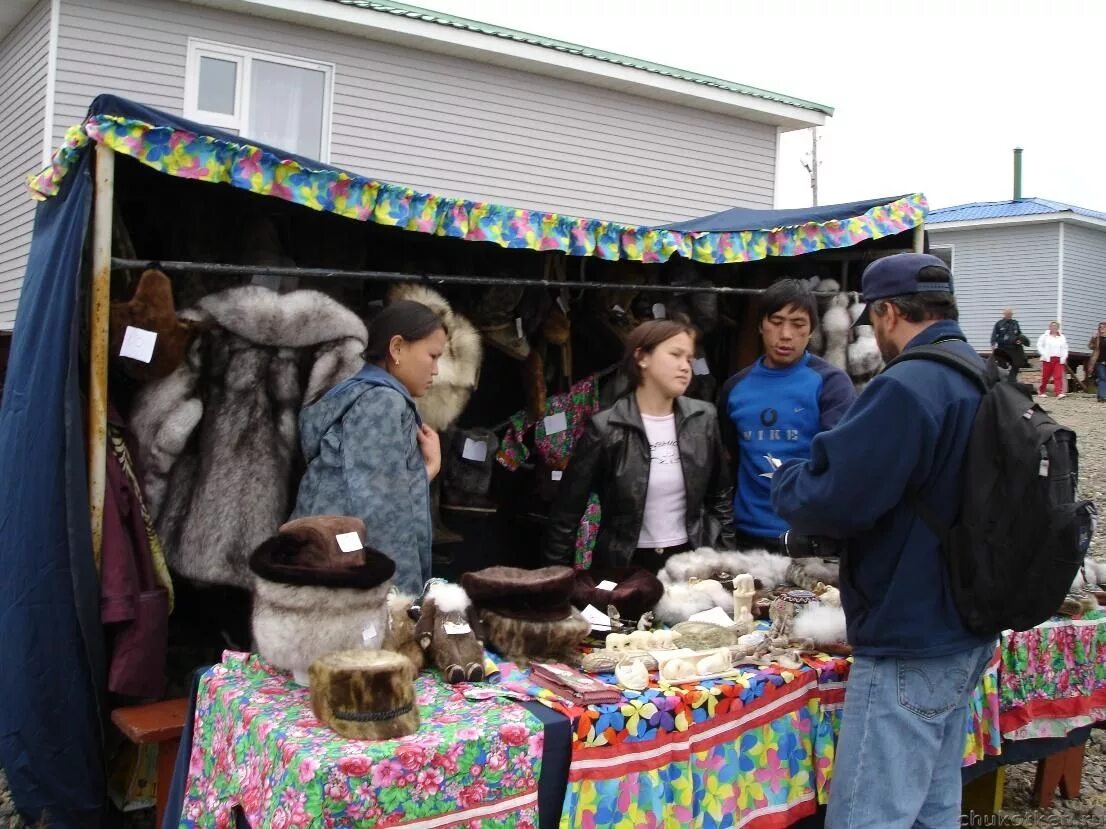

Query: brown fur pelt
[477,607,590,665]
[388,284,482,432]
[110,268,201,381]
[383,591,425,673]
[415,583,486,683]
[309,649,420,740]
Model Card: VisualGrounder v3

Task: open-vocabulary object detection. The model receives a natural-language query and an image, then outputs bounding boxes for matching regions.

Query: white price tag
[612,304,624,315]
[595,580,619,591]
[543,412,568,435]
[515,317,524,339]
[462,438,488,463]
[119,326,158,363]
[443,621,472,635]
[580,604,612,630]
[652,303,667,319]
[336,532,364,553]
[688,606,736,627]
[692,357,710,376]
[361,624,378,646]
[557,296,568,314]
[551,470,563,481]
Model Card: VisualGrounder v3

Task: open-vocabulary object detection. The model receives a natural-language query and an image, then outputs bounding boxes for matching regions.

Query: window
[184,39,334,161]
[930,245,954,271]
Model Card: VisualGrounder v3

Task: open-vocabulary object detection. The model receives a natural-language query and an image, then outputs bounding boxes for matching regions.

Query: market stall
[12,90,1090,829]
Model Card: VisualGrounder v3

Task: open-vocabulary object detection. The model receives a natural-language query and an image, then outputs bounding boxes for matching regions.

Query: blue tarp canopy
[662,195,914,233]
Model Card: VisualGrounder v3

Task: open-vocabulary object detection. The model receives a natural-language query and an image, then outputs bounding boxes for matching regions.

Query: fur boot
[415,583,486,683]
[383,591,426,672]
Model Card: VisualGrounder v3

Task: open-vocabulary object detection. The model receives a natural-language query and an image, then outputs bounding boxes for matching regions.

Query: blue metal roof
[927,197,1106,224]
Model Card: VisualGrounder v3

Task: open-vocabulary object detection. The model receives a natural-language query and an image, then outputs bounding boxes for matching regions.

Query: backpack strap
[884,338,992,543]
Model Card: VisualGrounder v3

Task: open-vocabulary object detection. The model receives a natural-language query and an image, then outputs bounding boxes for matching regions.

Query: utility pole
[800,128,820,206]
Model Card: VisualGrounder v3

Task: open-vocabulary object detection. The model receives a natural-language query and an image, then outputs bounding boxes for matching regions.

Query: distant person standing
[1089,321,1106,403]
[989,307,1029,381]
[1036,321,1069,398]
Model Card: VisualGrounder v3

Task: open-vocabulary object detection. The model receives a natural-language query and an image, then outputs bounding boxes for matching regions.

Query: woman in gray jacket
[291,301,445,595]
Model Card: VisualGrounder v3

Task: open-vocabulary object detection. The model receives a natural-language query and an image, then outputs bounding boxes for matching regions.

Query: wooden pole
[88,142,114,572]
[913,221,925,253]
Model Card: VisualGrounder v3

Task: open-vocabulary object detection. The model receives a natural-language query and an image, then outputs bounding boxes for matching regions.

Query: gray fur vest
[130,286,368,588]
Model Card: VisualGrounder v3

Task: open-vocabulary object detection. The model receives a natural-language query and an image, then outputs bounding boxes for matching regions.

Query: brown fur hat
[462,565,575,621]
[249,516,395,589]
[572,567,664,620]
[109,268,199,381]
[309,649,420,740]
[477,606,591,663]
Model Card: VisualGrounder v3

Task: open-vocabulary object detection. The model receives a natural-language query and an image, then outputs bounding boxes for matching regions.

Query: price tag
[361,624,378,646]
[119,326,158,363]
[336,532,363,553]
[544,412,568,435]
[462,438,488,463]
[595,580,619,591]
[515,317,524,339]
[557,296,568,314]
[1039,457,1050,477]
[612,304,624,315]
[580,604,611,630]
[551,470,563,481]
[692,357,710,376]
[444,621,472,635]
[652,303,667,319]
[688,606,736,627]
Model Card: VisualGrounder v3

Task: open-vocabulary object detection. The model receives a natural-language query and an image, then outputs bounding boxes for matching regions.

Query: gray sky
[418,0,1104,212]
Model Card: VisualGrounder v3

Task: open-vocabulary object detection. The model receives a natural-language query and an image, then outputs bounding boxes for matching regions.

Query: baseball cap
[854,253,954,326]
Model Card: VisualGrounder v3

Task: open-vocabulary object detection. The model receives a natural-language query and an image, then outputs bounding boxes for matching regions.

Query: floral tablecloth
[998,611,1106,740]
[179,652,545,829]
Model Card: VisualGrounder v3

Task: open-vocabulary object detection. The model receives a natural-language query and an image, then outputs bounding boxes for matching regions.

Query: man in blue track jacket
[719,279,855,550]
[771,254,996,828]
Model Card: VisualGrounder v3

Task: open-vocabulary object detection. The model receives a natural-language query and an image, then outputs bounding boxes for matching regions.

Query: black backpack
[887,342,1097,636]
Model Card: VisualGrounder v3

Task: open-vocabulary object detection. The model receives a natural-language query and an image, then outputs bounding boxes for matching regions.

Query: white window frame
[184,38,335,161]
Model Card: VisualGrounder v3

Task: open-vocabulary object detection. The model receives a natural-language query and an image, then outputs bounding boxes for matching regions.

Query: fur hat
[477,606,591,662]
[387,284,482,432]
[462,565,575,621]
[309,649,420,740]
[469,284,530,360]
[571,567,664,620]
[109,268,200,381]
[248,516,396,589]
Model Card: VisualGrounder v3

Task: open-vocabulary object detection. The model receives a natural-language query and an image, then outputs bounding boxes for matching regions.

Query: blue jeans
[1096,362,1106,401]
[826,641,995,829]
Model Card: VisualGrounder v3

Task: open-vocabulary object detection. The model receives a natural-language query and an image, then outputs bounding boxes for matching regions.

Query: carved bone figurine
[732,573,755,623]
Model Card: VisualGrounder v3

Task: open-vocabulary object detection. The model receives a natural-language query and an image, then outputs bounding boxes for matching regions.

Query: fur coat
[130,286,367,588]
[387,284,482,432]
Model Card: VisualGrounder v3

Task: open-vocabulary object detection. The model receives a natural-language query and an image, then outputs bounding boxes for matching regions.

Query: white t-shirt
[636,413,689,548]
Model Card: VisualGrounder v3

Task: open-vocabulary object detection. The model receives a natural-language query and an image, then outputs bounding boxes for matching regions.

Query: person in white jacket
[1037,321,1069,398]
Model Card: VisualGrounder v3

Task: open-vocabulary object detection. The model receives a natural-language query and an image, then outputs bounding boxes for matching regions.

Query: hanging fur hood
[131,286,368,588]
[387,284,482,431]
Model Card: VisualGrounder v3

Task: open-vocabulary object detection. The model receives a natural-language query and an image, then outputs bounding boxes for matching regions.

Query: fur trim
[792,604,847,646]
[425,582,471,614]
[661,548,792,589]
[654,583,721,626]
[389,284,483,431]
[383,592,425,672]
[792,557,840,587]
[251,580,392,674]
[195,286,367,349]
[248,517,396,590]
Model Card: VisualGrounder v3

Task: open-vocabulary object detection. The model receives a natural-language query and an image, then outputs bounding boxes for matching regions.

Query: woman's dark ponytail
[365,300,445,362]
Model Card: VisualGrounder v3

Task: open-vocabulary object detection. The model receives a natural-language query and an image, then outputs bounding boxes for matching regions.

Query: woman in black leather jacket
[542,319,735,573]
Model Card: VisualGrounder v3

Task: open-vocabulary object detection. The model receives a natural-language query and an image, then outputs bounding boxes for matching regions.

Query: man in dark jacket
[990,307,1029,381]
[718,279,855,551]
[771,254,996,828]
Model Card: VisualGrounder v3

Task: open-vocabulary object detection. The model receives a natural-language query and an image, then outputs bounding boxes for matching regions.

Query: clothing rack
[109,258,841,297]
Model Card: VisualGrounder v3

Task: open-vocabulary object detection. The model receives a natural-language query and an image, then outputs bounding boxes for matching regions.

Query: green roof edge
[332,0,835,116]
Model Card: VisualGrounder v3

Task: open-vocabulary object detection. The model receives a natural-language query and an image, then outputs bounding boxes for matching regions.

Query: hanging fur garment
[847,324,883,393]
[821,293,851,372]
[386,284,482,432]
[130,286,367,588]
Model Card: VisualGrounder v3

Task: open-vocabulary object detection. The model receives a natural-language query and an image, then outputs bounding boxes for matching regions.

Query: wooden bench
[111,698,190,827]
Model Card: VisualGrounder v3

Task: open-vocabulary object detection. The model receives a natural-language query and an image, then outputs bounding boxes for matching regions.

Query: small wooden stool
[1033,743,1086,808]
[111,698,189,827]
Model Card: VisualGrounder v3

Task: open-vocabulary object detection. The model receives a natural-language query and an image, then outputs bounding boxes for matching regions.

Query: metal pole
[913,221,925,253]
[88,143,114,572]
[109,258,843,297]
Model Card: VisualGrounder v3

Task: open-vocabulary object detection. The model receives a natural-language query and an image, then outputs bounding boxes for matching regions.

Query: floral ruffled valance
[29,113,927,265]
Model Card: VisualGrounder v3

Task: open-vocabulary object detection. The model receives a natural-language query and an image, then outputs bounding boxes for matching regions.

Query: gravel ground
[2,384,1103,829]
